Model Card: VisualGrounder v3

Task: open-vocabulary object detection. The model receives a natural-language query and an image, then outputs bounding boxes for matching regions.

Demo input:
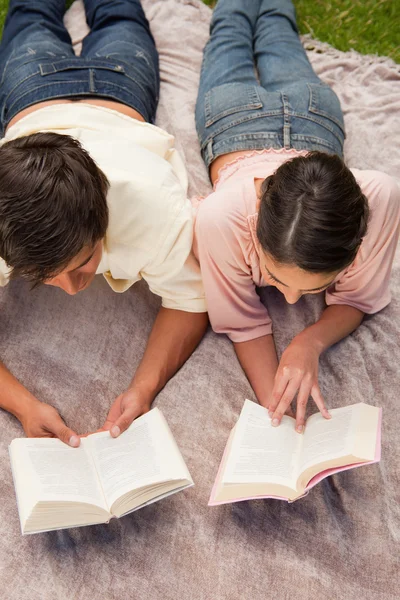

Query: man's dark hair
[0,132,109,283]
[257,151,369,274]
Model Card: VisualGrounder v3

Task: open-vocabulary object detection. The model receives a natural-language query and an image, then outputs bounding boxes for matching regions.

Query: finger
[99,419,114,433]
[269,367,291,414]
[311,384,331,419]
[110,405,149,438]
[271,376,302,426]
[285,404,295,418]
[49,417,80,448]
[295,380,311,433]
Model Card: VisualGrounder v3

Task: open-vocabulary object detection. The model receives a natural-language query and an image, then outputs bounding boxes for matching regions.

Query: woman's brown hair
[256,151,369,273]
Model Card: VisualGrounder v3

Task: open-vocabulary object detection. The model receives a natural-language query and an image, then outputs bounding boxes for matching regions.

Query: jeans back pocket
[307,82,345,134]
[204,83,263,128]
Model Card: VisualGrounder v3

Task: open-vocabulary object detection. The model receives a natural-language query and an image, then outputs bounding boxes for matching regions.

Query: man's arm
[100,307,208,436]
[0,361,80,446]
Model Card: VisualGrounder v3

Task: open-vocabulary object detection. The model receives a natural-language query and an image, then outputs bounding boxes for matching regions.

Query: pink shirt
[193,150,400,343]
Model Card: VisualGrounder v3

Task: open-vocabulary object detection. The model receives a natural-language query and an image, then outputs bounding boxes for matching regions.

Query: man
[0,0,208,446]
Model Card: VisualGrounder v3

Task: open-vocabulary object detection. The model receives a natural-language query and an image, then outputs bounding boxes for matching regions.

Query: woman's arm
[233,334,278,408]
[295,304,364,352]
[269,304,364,432]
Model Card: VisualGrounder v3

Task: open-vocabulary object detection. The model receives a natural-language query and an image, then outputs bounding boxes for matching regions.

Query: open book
[209,400,381,505]
[9,408,193,534]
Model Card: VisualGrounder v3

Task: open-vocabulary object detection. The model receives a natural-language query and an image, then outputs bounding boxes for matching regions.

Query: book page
[9,438,108,513]
[87,408,192,508]
[223,400,302,486]
[299,404,359,473]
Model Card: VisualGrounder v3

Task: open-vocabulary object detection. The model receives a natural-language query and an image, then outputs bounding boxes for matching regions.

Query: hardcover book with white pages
[9,408,193,534]
[209,400,381,505]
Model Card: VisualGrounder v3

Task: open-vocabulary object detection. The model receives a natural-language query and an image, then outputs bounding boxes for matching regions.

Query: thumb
[49,415,80,448]
[110,405,148,438]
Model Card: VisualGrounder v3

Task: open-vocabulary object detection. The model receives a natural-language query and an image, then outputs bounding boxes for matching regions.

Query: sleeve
[325,172,400,314]
[141,194,207,313]
[0,258,10,287]
[193,192,272,343]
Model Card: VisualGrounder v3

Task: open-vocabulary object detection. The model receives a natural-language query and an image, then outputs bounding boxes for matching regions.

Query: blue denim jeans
[0,0,160,137]
[195,0,345,168]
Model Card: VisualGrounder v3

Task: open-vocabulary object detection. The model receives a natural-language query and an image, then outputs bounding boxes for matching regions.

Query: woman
[193,0,400,432]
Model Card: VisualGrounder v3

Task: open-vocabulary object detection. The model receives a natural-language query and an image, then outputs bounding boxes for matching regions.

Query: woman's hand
[268,338,330,433]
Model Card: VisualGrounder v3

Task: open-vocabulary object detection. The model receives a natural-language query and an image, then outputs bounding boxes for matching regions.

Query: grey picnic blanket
[0,1,399,599]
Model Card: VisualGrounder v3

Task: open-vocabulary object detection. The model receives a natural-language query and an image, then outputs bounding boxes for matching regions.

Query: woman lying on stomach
[193,0,400,432]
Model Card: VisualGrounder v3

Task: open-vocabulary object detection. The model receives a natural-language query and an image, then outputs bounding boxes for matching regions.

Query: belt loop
[282,93,291,149]
[39,63,56,76]
[207,139,214,164]
[0,102,6,134]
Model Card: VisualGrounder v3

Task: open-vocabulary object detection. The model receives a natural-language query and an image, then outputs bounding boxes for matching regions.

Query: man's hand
[94,308,207,438]
[20,399,80,447]
[268,338,330,433]
[98,388,151,438]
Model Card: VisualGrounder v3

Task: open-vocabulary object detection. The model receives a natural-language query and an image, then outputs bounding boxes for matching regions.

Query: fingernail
[272,418,279,427]
[325,411,332,419]
[268,411,273,418]
[111,425,120,438]
[69,435,79,447]
[296,425,304,434]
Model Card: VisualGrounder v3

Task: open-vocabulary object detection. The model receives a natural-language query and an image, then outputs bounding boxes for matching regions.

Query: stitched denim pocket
[307,82,345,133]
[205,83,263,128]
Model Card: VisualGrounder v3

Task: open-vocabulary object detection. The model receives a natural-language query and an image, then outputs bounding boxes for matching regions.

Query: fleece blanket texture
[0,1,399,598]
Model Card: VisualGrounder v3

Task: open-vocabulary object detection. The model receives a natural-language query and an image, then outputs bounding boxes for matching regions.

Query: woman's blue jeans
[0,0,160,137]
[195,0,345,168]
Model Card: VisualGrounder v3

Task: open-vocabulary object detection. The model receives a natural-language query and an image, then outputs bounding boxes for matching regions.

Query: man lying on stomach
[0,0,207,446]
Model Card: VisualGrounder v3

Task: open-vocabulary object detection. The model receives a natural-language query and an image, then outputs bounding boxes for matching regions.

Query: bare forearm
[129,307,208,402]
[233,334,278,409]
[0,361,38,421]
[295,304,364,353]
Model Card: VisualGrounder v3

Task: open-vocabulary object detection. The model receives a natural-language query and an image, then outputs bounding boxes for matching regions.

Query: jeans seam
[5,70,154,118]
[282,92,291,148]
[39,59,126,74]
[89,69,95,93]
[3,88,150,131]
[307,83,345,131]
[200,109,284,148]
[204,85,263,127]
[0,51,19,86]
[6,78,90,114]
[213,133,280,145]
[202,135,341,167]
[3,69,42,104]
[205,101,263,128]
[198,109,345,150]
[291,134,341,152]
[293,111,345,144]
[93,45,157,79]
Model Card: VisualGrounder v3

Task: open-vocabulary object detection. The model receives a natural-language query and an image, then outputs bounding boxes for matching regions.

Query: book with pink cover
[209,400,381,505]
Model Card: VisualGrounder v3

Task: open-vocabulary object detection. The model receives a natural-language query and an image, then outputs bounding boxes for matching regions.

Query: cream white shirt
[0,104,206,313]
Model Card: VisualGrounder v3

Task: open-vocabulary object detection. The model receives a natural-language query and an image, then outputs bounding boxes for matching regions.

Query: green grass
[204,0,399,62]
[0,1,399,62]
[295,0,399,62]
